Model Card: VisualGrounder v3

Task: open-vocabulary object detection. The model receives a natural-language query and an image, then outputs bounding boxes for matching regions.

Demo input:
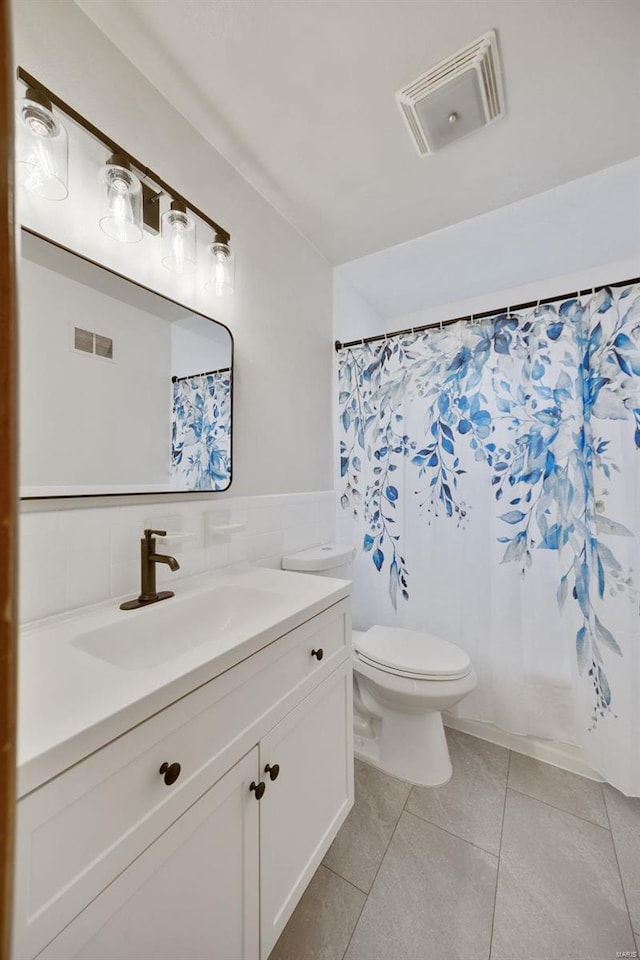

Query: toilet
[282,544,477,787]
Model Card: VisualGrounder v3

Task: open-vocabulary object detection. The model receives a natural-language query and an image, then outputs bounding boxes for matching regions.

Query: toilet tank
[282,544,355,579]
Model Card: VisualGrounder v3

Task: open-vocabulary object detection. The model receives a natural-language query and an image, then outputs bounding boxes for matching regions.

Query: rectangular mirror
[19,229,233,498]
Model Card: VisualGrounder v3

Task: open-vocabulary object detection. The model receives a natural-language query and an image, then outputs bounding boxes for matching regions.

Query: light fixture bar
[16,66,231,245]
[141,182,161,235]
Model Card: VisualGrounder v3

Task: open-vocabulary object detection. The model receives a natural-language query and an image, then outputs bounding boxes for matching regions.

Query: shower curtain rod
[171,366,231,383]
[334,274,640,352]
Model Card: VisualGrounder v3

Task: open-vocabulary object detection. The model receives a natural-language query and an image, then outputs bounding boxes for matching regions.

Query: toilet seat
[353,625,471,681]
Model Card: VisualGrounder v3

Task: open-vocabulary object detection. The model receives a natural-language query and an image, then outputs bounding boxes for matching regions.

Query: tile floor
[269,729,640,960]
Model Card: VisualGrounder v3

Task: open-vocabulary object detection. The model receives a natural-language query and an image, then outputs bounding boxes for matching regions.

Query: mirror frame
[19,226,234,501]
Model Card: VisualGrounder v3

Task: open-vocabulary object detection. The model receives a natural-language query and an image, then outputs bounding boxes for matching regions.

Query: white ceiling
[76,0,640,265]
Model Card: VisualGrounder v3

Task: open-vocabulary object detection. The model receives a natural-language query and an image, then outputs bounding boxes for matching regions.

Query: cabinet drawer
[14,599,350,960]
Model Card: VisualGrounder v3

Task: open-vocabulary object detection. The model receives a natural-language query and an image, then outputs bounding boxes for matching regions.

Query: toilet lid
[354,626,471,679]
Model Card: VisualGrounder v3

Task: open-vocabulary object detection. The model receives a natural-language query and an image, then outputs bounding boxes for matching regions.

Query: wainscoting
[19,491,335,622]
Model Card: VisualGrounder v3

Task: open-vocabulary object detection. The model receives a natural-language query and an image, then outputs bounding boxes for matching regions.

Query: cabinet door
[35,749,260,960]
[259,661,353,959]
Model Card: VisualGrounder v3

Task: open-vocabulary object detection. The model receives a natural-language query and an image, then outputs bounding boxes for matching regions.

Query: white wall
[368,257,640,344]
[335,157,640,335]
[14,0,333,499]
[333,273,384,345]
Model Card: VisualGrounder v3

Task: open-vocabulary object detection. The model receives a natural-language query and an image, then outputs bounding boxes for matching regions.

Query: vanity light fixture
[15,87,68,200]
[98,154,144,243]
[16,67,233,290]
[161,200,197,274]
[205,234,235,297]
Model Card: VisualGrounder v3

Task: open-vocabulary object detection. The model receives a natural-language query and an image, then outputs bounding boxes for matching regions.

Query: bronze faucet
[120,529,180,610]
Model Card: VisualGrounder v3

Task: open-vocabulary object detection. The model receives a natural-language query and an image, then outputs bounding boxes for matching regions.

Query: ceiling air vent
[396,30,505,156]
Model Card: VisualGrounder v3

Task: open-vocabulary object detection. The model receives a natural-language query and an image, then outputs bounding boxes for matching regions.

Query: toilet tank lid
[282,543,355,572]
[355,626,471,678]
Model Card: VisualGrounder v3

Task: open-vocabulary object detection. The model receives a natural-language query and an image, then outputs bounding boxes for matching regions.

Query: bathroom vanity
[14,565,353,960]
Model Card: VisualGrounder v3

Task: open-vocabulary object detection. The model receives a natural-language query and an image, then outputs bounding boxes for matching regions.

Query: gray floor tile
[268,864,365,960]
[491,790,635,960]
[323,758,411,893]
[604,784,640,932]
[344,811,497,960]
[406,729,508,855]
[508,751,607,826]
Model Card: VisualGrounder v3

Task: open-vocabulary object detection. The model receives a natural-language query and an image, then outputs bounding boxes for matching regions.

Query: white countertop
[18,564,350,798]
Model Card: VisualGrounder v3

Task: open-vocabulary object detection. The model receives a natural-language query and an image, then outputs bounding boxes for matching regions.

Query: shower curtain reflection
[171,369,231,490]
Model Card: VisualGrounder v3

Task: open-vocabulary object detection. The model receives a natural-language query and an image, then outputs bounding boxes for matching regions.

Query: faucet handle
[144,528,167,540]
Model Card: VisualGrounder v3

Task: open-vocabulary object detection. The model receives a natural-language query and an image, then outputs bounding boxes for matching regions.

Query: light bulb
[205,237,234,296]
[15,89,68,200]
[26,115,50,137]
[161,202,196,274]
[98,155,143,243]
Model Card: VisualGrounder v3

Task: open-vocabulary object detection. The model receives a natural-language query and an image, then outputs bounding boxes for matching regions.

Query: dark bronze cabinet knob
[159,761,181,785]
[250,780,266,800]
[311,648,324,661]
[265,763,280,781]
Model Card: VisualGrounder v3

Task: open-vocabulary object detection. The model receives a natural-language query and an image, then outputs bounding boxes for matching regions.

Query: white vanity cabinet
[14,596,353,960]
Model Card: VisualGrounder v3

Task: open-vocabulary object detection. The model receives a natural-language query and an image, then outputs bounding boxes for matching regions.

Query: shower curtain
[337,284,640,795]
[171,370,231,489]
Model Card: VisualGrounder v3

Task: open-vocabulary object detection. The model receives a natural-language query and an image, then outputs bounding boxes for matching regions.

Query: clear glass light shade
[205,240,235,296]
[15,94,68,200]
[161,206,197,274]
[98,159,143,243]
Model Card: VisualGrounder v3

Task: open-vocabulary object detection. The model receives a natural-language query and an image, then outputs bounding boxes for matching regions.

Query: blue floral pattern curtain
[171,371,231,490]
[338,285,640,794]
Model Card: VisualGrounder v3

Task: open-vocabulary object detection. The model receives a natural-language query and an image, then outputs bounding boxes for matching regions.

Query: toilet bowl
[282,544,477,787]
[352,627,477,785]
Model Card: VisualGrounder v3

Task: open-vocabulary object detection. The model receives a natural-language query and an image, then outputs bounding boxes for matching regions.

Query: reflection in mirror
[19,229,233,497]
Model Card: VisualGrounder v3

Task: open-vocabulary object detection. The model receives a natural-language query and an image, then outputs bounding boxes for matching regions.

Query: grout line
[322,862,369,897]
[402,808,500,860]
[603,786,637,943]
[339,878,368,960]
[506,784,611,830]
[341,784,412,960]
[488,749,511,960]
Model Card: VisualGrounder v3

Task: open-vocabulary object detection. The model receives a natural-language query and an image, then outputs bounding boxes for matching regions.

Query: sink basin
[71,585,284,670]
